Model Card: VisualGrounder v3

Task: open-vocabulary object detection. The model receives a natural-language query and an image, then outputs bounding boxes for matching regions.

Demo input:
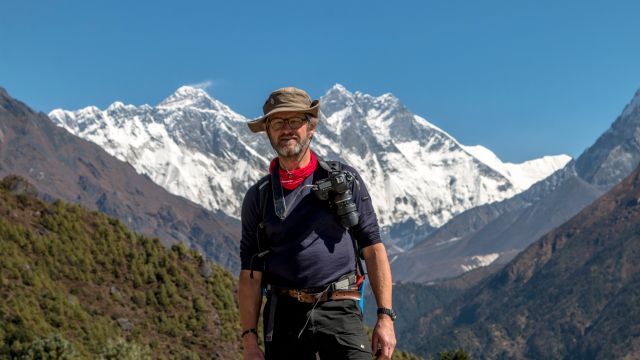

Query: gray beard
[272,134,311,159]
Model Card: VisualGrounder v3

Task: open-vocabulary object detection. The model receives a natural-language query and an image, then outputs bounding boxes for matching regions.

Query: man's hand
[372,315,396,359]
[243,339,265,360]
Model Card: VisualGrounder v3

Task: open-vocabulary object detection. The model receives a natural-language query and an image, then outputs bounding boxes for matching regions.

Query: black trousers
[264,295,371,360]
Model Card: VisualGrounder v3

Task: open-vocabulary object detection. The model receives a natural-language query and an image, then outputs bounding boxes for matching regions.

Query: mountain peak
[323,85,400,109]
[176,85,209,96]
[106,101,136,112]
[622,87,640,117]
[0,87,35,118]
[158,86,220,110]
[357,90,402,111]
[377,91,400,104]
[325,83,355,99]
[330,83,349,92]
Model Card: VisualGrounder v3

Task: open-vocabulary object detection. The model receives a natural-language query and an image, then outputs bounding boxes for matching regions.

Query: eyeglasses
[267,116,308,131]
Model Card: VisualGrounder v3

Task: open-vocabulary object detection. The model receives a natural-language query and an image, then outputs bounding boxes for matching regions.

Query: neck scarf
[269,150,318,190]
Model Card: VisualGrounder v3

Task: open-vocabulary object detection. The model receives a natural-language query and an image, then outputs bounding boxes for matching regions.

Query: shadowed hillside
[0,175,241,359]
[409,164,640,359]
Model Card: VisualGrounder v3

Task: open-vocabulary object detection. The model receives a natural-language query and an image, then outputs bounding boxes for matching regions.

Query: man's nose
[281,122,295,132]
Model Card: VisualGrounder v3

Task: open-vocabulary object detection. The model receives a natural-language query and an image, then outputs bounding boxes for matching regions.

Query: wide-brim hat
[247,87,320,133]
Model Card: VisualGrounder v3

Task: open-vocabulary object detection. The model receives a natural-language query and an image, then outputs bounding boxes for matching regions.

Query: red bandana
[269,151,318,190]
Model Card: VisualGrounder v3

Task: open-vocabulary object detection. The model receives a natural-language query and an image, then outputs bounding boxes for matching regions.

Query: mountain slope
[410,163,640,359]
[393,87,640,282]
[0,87,241,272]
[0,175,240,358]
[393,167,603,282]
[575,88,640,187]
[49,84,569,250]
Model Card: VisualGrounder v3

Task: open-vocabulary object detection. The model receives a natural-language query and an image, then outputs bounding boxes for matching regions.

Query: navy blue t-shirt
[240,162,381,289]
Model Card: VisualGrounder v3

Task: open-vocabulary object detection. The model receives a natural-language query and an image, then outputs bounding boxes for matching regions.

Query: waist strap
[266,272,361,303]
[278,289,361,303]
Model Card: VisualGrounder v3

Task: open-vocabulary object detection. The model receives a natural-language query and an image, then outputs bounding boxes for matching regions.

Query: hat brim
[247,102,320,133]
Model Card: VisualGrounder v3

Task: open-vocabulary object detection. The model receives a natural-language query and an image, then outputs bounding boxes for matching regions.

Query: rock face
[575,89,640,187]
[409,163,640,360]
[48,84,569,250]
[393,87,640,282]
[0,87,241,272]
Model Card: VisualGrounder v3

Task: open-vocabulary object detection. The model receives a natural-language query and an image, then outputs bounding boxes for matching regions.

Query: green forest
[0,175,240,359]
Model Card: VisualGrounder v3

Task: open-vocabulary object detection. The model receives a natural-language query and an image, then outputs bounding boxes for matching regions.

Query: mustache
[277,135,300,141]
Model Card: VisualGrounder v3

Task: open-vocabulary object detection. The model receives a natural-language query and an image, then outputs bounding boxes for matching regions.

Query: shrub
[18,334,75,360]
[439,348,472,360]
[99,337,151,360]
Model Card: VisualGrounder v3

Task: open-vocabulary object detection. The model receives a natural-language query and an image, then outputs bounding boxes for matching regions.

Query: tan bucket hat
[247,87,320,133]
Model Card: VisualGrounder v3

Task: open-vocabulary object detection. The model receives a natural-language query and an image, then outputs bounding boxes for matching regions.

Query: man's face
[266,111,316,159]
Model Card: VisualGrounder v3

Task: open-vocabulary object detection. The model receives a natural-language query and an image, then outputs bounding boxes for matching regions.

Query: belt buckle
[291,289,303,302]
[333,278,350,290]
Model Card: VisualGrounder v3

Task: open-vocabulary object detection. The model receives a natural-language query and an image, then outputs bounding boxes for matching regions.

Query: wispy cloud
[187,80,214,91]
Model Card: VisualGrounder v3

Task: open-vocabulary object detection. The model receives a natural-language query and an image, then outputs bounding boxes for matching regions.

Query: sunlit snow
[49,84,571,249]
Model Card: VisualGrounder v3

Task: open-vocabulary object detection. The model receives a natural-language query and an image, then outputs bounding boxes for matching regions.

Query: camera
[312,170,360,228]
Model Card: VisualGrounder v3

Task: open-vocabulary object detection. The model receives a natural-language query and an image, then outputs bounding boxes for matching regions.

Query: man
[239,87,396,360]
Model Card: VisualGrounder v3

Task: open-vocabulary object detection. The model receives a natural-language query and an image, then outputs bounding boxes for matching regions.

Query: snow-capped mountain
[49,84,570,249]
[312,85,569,246]
[50,86,269,216]
[392,86,640,282]
[462,145,571,192]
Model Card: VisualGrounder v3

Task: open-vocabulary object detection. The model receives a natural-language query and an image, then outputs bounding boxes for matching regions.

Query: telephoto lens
[334,191,359,227]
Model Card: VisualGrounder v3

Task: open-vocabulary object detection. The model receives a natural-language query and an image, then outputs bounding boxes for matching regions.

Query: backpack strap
[348,227,366,279]
[249,174,271,279]
[318,159,342,174]
[258,175,270,228]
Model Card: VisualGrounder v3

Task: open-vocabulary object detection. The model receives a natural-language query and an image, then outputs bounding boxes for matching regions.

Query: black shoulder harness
[249,158,365,279]
[249,174,271,279]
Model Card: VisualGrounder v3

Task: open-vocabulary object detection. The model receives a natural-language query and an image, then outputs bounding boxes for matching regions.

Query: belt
[278,289,361,303]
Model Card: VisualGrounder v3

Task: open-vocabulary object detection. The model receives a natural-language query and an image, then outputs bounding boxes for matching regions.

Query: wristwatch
[377,307,397,321]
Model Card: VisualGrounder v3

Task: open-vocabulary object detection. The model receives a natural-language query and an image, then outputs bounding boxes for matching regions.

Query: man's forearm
[363,242,396,357]
[362,243,392,309]
[239,270,263,346]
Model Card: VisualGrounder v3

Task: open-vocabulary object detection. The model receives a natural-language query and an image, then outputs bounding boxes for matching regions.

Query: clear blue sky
[2,0,640,163]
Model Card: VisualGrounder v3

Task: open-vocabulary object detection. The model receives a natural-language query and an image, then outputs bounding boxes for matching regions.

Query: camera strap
[271,165,287,220]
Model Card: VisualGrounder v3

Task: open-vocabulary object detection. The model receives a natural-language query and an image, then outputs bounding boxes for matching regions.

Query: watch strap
[377,307,396,321]
[241,328,258,338]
